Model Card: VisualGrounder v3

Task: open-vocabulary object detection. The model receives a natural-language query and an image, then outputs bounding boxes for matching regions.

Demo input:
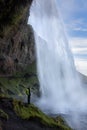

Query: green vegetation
[13,100,71,130]
[0,62,39,97]
[0,76,38,98]
[0,109,9,120]
[55,116,66,126]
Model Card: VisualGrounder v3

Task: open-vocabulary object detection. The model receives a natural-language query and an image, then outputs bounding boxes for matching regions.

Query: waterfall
[29,0,87,129]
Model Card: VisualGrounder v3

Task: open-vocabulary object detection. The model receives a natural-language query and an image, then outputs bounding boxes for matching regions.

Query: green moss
[13,100,71,130]
[0,77,22,96]
[0,73,39,98]
[0,62,38,102]
[0,59,38,98]
[55,116,66,126]
[0,109,9,120]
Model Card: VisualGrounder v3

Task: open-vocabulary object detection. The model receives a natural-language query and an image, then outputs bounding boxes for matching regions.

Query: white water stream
[29,0,87,129]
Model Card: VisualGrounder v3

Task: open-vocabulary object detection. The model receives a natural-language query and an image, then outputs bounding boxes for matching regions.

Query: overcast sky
[57,0,87,75]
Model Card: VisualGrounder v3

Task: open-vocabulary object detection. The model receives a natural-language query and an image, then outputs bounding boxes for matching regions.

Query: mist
[29,0,87,129]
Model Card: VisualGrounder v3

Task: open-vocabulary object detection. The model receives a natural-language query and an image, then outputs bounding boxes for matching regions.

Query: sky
[57,0,87,76]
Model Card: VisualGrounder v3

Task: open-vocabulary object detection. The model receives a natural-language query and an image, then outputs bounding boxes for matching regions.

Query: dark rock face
[0,24,35,74]
[0,0,35,74]
[0,0,33,36]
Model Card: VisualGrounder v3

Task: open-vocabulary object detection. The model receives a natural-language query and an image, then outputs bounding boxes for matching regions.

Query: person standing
[26,87,31,104]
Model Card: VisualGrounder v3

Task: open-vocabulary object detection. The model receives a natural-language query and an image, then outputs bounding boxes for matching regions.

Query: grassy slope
[13,100,71,130]
[0,97,71,130]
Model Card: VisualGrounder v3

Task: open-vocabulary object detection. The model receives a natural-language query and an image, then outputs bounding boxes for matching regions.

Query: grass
[13,100,71,130]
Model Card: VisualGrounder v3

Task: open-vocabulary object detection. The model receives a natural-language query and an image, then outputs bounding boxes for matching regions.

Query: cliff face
[0,0,35,74]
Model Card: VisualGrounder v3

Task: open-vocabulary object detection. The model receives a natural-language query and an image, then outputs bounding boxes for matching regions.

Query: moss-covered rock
[0,97,72,130]
[13,100,71,130]
[0,62,39,98]
[0,75,39,99]
[0,109,9,120]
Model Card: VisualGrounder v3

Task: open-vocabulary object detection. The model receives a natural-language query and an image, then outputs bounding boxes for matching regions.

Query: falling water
[29,0,87,129]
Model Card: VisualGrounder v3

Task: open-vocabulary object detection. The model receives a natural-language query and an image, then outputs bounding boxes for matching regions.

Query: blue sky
[57,0,87,75]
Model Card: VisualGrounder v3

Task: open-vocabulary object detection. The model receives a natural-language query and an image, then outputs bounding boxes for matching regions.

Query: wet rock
[0,0,35,75]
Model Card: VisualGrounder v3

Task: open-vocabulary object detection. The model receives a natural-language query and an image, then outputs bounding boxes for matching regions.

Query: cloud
[75,58,87,75]
[69,37,87,76]
[57,0,87,76]
[57,0,87,38]
[72,47,87,54]
[72,28,87,32]
[65,18,87,32]
[69,37,87,47]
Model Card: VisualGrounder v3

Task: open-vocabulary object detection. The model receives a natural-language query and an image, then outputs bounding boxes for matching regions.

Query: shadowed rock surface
[0,0,35,75]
